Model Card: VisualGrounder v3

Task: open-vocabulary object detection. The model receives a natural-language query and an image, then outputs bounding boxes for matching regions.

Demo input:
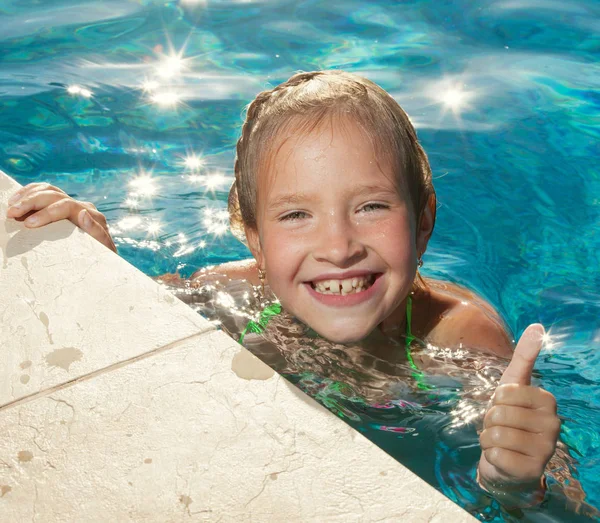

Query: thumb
[500,323,545,385]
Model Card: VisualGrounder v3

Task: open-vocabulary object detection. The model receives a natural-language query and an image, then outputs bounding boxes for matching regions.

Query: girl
[6,70,560,509]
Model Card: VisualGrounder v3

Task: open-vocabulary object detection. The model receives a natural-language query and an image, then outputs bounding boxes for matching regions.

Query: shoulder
[190,258,260,286]
[420,280,515,358]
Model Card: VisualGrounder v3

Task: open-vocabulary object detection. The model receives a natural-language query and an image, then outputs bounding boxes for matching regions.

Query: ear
[244,225,265,269]
[416,194,436,256]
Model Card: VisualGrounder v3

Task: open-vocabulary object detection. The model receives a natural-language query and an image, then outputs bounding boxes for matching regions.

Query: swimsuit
[238,301,283,345]
[405,296,432,390]
[238,295,435,422]
[239,295,426,386]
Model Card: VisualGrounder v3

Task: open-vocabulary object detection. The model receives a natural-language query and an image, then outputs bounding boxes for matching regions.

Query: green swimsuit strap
[239,302,282,344]
[405,295,418,368]
[405,295,433,391]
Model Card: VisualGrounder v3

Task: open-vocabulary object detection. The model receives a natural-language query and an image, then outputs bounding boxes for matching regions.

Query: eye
[360,203,389,213]
[279,210,308,221]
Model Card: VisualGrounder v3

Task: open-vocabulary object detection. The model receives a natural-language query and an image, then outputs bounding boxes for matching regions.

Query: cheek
[367,216,415,259]
[261,228,305,281]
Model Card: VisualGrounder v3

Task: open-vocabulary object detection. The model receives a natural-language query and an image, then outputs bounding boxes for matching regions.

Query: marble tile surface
[0,330,475,522]
[0,171,214,409]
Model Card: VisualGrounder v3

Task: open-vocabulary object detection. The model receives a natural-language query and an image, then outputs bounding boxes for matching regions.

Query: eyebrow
[266,184,399,211]
[267,192,309,212]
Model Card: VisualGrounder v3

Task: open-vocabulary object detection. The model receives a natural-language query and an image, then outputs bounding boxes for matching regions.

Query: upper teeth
[313,275,374,295]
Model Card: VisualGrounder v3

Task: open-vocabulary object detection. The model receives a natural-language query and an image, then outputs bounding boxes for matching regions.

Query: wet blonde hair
[229,70,435,246]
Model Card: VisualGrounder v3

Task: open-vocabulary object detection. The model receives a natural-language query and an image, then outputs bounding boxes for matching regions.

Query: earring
[258,267,266,294]
[417,256,423,268]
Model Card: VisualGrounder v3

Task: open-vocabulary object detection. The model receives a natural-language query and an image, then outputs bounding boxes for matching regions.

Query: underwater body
[1,0,599,520]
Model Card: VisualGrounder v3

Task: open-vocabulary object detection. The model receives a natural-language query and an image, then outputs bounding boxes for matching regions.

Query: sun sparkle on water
[129,175,158,197]
[156,53,186,79]
[180,0,208,5]
[440,88,469,109]
[118,216,143,231]
[150,91,181,108]
[184,154,205,170]
[212,223,229,236]
[67,85,92,98]
[542,329,557,349]
[147,222,162,237]
[124,197,139,209]
[427,77,476,118]
[141,80,160,92]
[205,172,227,189]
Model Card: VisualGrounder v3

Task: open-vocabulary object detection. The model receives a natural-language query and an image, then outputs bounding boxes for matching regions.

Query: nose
[312,214,366,267]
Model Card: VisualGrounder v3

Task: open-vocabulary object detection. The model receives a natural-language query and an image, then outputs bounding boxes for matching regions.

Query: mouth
[309,274,377,296]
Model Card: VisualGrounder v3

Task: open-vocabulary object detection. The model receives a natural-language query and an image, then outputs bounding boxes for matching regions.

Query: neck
[371,295,410,343]
[352,297,409,362]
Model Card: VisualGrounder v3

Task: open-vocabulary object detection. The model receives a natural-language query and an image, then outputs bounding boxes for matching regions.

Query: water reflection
[438,85,473,112]
[149,91,181,108]
[116,215,143,231]
[123,197,140,210]
[141,80,160,92]
[180,0,208,6]
[128,175,158,198]
[202,207,231,236]
[67,85,93,98]
[155,53,187,79]
[146,221,162,237]
[182,154,205,170]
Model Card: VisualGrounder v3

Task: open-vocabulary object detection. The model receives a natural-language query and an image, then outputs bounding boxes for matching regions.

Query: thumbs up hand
[477,324,560,505]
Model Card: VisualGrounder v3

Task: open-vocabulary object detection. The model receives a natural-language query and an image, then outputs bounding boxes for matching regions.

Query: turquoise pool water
[1,0,599,520]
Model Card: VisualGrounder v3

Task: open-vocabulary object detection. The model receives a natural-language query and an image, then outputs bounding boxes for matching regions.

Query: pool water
[1,0,599,520]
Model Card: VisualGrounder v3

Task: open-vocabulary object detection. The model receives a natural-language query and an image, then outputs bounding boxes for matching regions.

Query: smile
[310,274,376,296]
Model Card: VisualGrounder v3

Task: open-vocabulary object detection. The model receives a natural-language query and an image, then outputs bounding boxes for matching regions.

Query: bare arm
[189,258,260,286]
[426,300,515,358]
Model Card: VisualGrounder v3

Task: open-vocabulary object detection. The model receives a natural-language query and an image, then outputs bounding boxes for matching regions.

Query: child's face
[248,117,428,344]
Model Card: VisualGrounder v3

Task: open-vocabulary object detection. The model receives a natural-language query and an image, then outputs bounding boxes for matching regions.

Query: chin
[311,323,373,345]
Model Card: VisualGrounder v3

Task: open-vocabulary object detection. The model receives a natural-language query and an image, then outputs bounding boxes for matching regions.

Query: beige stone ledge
[0,171,476,521]
[0,330,474,522]
[0,172,215,409]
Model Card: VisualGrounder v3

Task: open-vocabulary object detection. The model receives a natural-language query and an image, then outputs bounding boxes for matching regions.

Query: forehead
[257,116,400,198]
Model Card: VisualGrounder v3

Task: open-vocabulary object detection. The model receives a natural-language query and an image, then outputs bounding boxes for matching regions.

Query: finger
[19,197,83,226]
[492,384,557,414]
[79,201,97,212]
[7,183,65,206]
[500,323,545,385]
[480,426,555,459]
[483,447,545,482]
[7,188,25,206]
[8,184,44,205]
[78,209,117,252]
[7,190,68,219]
[484,405,561,434]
